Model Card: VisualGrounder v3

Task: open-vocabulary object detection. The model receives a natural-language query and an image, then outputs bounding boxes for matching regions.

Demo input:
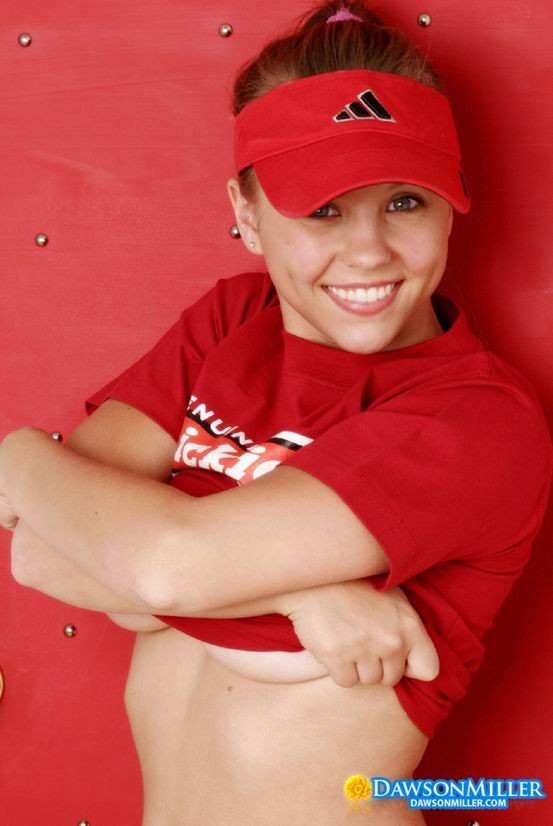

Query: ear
[226,178,263,255]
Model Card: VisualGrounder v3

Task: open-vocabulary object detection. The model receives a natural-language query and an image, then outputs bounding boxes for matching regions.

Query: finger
[324,658,361,688]
[405,629,440,681]
[355,656,383,686]
[380,651,408,686]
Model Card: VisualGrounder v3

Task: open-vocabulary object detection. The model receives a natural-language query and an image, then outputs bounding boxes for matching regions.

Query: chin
[329,332,387,355]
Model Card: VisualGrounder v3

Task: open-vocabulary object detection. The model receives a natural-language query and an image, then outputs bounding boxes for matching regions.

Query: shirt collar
[277,291,485,387]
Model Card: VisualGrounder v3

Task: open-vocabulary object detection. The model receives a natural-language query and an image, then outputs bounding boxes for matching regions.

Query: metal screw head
[51,431,63,442]
[229,224,241,239]
[219,23,233,38]
[18,33,32,47]
[466,821,480,826]
[77,821,90,826]
[418,13,432,27]
[35,233,49,247]
[63,624,78,638]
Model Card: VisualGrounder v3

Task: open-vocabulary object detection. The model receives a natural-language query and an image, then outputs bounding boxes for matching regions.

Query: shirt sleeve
[284,377,553,590]
[84,271,276,441]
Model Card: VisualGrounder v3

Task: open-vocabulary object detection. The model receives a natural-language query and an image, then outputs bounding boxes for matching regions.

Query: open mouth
[322,281,402,314]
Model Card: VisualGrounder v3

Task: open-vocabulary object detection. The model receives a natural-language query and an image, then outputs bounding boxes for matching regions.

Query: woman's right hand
[283,579,439,688]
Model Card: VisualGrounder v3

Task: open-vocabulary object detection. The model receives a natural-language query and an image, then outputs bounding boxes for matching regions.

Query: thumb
[404,632,440,682]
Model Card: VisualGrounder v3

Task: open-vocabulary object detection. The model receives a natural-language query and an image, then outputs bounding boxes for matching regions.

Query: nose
[341,215,393,270]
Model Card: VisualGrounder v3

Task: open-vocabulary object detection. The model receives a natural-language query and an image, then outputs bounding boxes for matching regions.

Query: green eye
[307,195,426,219]
[388,195,424,213]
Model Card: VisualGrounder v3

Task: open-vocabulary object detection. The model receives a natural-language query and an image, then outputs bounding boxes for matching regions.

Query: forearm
[1,427,190,607]
[10,519,156,613]
[157,590,297,618]
[0,427,371,620]
[10,516,293,618]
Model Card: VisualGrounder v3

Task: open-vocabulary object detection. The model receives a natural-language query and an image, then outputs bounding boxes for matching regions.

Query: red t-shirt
[85,271,552,738]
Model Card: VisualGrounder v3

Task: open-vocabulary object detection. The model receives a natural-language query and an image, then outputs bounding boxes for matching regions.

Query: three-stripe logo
[333,89,396,123]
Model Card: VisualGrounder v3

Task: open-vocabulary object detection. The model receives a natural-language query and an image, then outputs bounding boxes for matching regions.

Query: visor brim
[252,131,470,217]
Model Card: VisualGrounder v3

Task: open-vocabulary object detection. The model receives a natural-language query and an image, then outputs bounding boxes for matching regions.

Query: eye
[307,194,427,219]
[387,194,426,213]
[308,203,339,219]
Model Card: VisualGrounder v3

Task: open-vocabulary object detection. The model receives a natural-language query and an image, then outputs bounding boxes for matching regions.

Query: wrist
[277,586,321,617]
[278,580,371,618]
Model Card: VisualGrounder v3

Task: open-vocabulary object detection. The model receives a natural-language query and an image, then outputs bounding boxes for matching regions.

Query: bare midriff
[124,628,429,826]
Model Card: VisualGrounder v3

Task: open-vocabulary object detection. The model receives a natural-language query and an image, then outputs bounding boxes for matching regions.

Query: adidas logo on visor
[333,89,396,122]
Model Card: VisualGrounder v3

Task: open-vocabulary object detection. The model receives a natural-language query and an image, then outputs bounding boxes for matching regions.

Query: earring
[249,241,255,248]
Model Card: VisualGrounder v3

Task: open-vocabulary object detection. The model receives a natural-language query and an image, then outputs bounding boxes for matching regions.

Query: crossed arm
[2,399,440,684]
[8,400,319,621]
[2,402,392,615]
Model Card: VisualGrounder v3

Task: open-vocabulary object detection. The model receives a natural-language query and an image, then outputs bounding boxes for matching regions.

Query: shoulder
[169,271,278,356]
[434,360,549,458]
[211,271,277,314]
[411,360,553,527]
[180,271,277,337]
[470,351,551,456]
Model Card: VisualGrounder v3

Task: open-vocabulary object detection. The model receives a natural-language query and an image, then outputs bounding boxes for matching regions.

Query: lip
[322,280,402,316]
[323,279,402,289]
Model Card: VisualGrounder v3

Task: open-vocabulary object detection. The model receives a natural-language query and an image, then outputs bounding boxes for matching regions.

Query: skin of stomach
[124,627,429,826]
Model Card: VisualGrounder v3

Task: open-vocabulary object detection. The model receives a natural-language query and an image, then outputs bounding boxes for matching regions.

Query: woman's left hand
[283,579,439,688]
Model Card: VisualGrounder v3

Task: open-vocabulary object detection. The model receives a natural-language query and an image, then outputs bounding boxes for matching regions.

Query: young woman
[2,2,551,824]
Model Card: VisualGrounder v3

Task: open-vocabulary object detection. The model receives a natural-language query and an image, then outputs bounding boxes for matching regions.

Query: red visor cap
[234,69,470,217]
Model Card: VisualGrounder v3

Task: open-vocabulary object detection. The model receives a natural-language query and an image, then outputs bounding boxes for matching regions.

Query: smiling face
[227,175,454,355]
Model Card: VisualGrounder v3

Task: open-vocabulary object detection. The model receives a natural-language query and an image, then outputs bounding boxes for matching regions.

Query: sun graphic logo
[343,773,373,802]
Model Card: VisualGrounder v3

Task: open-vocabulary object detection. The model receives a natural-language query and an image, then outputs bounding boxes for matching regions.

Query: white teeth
[327,282,396,304]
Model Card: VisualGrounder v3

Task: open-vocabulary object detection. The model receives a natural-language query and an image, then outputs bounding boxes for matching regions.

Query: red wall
[1,2,551,823]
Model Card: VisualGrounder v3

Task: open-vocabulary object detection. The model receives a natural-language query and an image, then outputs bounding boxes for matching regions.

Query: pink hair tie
[326,6,364,24]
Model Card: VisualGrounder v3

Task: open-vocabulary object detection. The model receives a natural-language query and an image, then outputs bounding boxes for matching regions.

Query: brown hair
[231,0,443,205]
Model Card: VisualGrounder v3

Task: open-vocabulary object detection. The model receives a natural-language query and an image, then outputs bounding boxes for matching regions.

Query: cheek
[261,236,321,303]
[402,229,449,273]
[280,233,329,280]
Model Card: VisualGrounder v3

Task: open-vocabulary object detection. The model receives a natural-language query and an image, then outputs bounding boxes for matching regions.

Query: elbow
[132,578,178,614]
[130,526,200,615]
[133,583,199,616]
